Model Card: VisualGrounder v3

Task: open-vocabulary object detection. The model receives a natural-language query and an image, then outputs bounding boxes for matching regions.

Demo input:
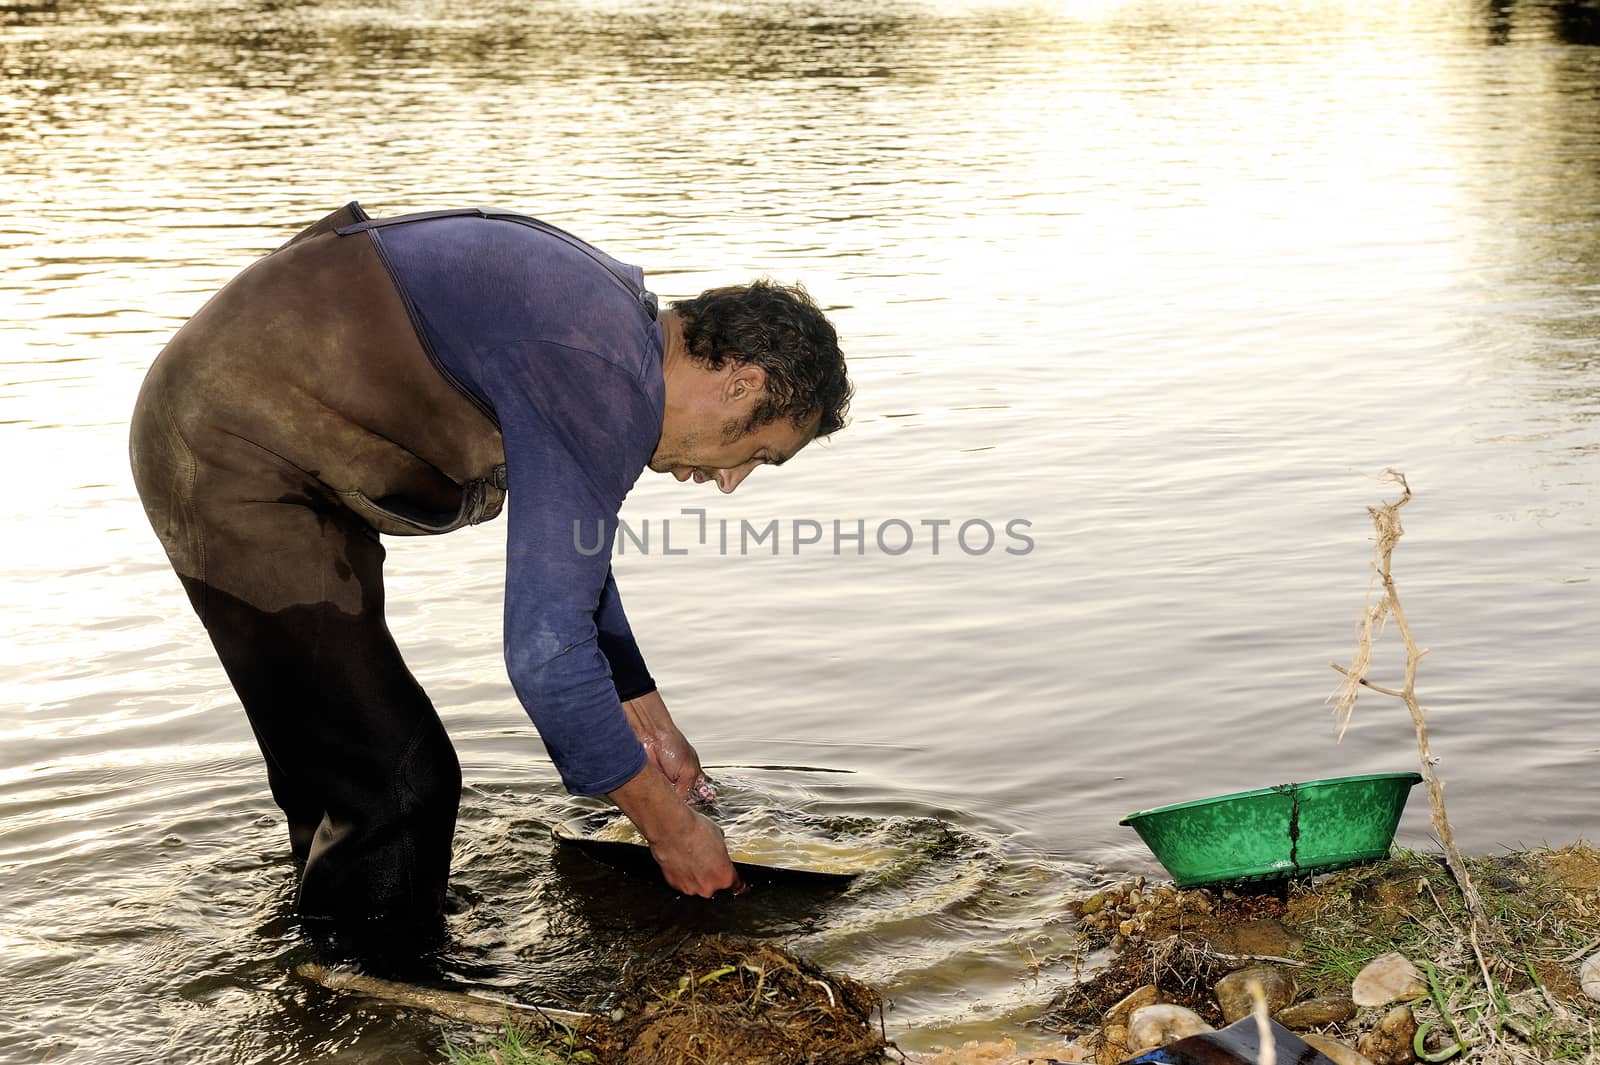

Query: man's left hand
[621,690,717,804]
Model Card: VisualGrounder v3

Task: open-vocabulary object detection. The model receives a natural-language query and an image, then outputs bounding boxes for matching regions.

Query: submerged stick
[1327,471,1495,947]
[296,963,592,1028]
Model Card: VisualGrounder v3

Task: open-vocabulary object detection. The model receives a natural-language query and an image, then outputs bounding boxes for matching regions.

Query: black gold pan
[551,812,860,888]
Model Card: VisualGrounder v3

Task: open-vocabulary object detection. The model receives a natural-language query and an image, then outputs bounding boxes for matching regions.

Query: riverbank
[441,845,1600,1065]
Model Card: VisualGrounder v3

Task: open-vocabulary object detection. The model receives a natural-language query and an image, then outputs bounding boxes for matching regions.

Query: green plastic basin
[1118,772,1423,888]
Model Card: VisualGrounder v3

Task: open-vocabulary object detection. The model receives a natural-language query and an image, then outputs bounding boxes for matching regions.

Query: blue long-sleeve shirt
[367,211,664,795]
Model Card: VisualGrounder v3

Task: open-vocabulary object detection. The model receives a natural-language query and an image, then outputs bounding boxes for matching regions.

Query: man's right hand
[607,760,744,897]
[649,809,745,897]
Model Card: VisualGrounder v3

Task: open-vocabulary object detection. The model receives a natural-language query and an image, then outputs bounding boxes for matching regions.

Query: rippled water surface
[4,0,1599,1060]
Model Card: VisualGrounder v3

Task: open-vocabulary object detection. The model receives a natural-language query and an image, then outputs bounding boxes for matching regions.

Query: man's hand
[650,809,745,897]
[621,689,717,804]
[608,761,744,897]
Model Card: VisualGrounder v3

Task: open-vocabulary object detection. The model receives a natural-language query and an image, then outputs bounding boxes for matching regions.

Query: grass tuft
[444,1019,596,1065]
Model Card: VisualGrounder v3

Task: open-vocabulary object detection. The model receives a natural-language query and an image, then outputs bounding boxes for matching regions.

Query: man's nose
[714,462,757,494]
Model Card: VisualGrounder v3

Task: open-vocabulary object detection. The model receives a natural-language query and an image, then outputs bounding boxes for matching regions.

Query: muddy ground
[919,845,1600,1065]
[443,846,1600,1065]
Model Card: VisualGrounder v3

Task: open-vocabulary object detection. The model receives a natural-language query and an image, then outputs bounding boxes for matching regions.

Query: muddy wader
[130,203,657,943]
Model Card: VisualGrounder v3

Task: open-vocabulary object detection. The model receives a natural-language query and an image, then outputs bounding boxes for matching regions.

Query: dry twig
[1247,978,1276,1065]
[1327,471,1498,950]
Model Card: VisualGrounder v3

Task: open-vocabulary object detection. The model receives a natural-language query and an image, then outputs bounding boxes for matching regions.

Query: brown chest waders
[129,203,508,946]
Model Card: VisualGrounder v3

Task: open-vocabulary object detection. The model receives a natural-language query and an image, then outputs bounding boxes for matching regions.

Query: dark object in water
[552,812,860,889]
[296,963,591,1027]
[1120,1017,1338,1064]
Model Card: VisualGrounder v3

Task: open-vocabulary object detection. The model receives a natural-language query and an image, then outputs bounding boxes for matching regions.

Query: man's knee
[395,714,462,829]
[298,718,459,924]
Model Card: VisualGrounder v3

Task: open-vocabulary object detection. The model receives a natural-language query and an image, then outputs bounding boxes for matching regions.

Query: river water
[3,0,1598,1060]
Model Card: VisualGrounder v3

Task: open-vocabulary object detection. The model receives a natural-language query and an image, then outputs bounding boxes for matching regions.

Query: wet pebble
[1097,1022,1128,1065]
[1351,952,1426,1007]
[1072,879,1211,949]
[1274,995,1357,1029]
[1214,965,1295,1023]
[1126,1004,1212,1052]
[1356,1004,1417,1065]
[1101,984,1158,1029]
[1302,1033,1377,1065]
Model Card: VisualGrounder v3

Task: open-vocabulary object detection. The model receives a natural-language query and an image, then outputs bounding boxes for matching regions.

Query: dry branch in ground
[1327,471,1500,1005]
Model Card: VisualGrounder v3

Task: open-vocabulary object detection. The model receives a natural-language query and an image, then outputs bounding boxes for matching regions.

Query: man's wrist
[621,689,672,731]
[608,761,695,843]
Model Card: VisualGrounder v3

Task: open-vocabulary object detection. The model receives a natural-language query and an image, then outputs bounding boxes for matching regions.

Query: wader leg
[130,375,460,943]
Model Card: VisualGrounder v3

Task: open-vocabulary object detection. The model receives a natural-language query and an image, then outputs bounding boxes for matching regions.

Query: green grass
[444,1021,596,1065]
[1286,847,1600,1063]
[1292,849,1456,988]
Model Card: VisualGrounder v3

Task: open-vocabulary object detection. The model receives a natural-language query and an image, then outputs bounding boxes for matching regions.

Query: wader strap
[335,207,660,321]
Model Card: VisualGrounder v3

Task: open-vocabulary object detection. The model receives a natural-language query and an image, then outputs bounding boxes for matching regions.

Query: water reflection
[1457,1,1600,434]
[2,0,970,91]
[1479,0,1600,43]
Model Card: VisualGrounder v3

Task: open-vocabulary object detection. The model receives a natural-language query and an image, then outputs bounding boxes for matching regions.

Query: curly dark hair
[672,280,851,439]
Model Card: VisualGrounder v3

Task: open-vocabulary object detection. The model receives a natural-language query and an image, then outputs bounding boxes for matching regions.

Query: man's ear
[724,363,767,404]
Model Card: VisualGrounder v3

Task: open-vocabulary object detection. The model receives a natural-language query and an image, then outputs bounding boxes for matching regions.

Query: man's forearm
[595,567,656,700]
